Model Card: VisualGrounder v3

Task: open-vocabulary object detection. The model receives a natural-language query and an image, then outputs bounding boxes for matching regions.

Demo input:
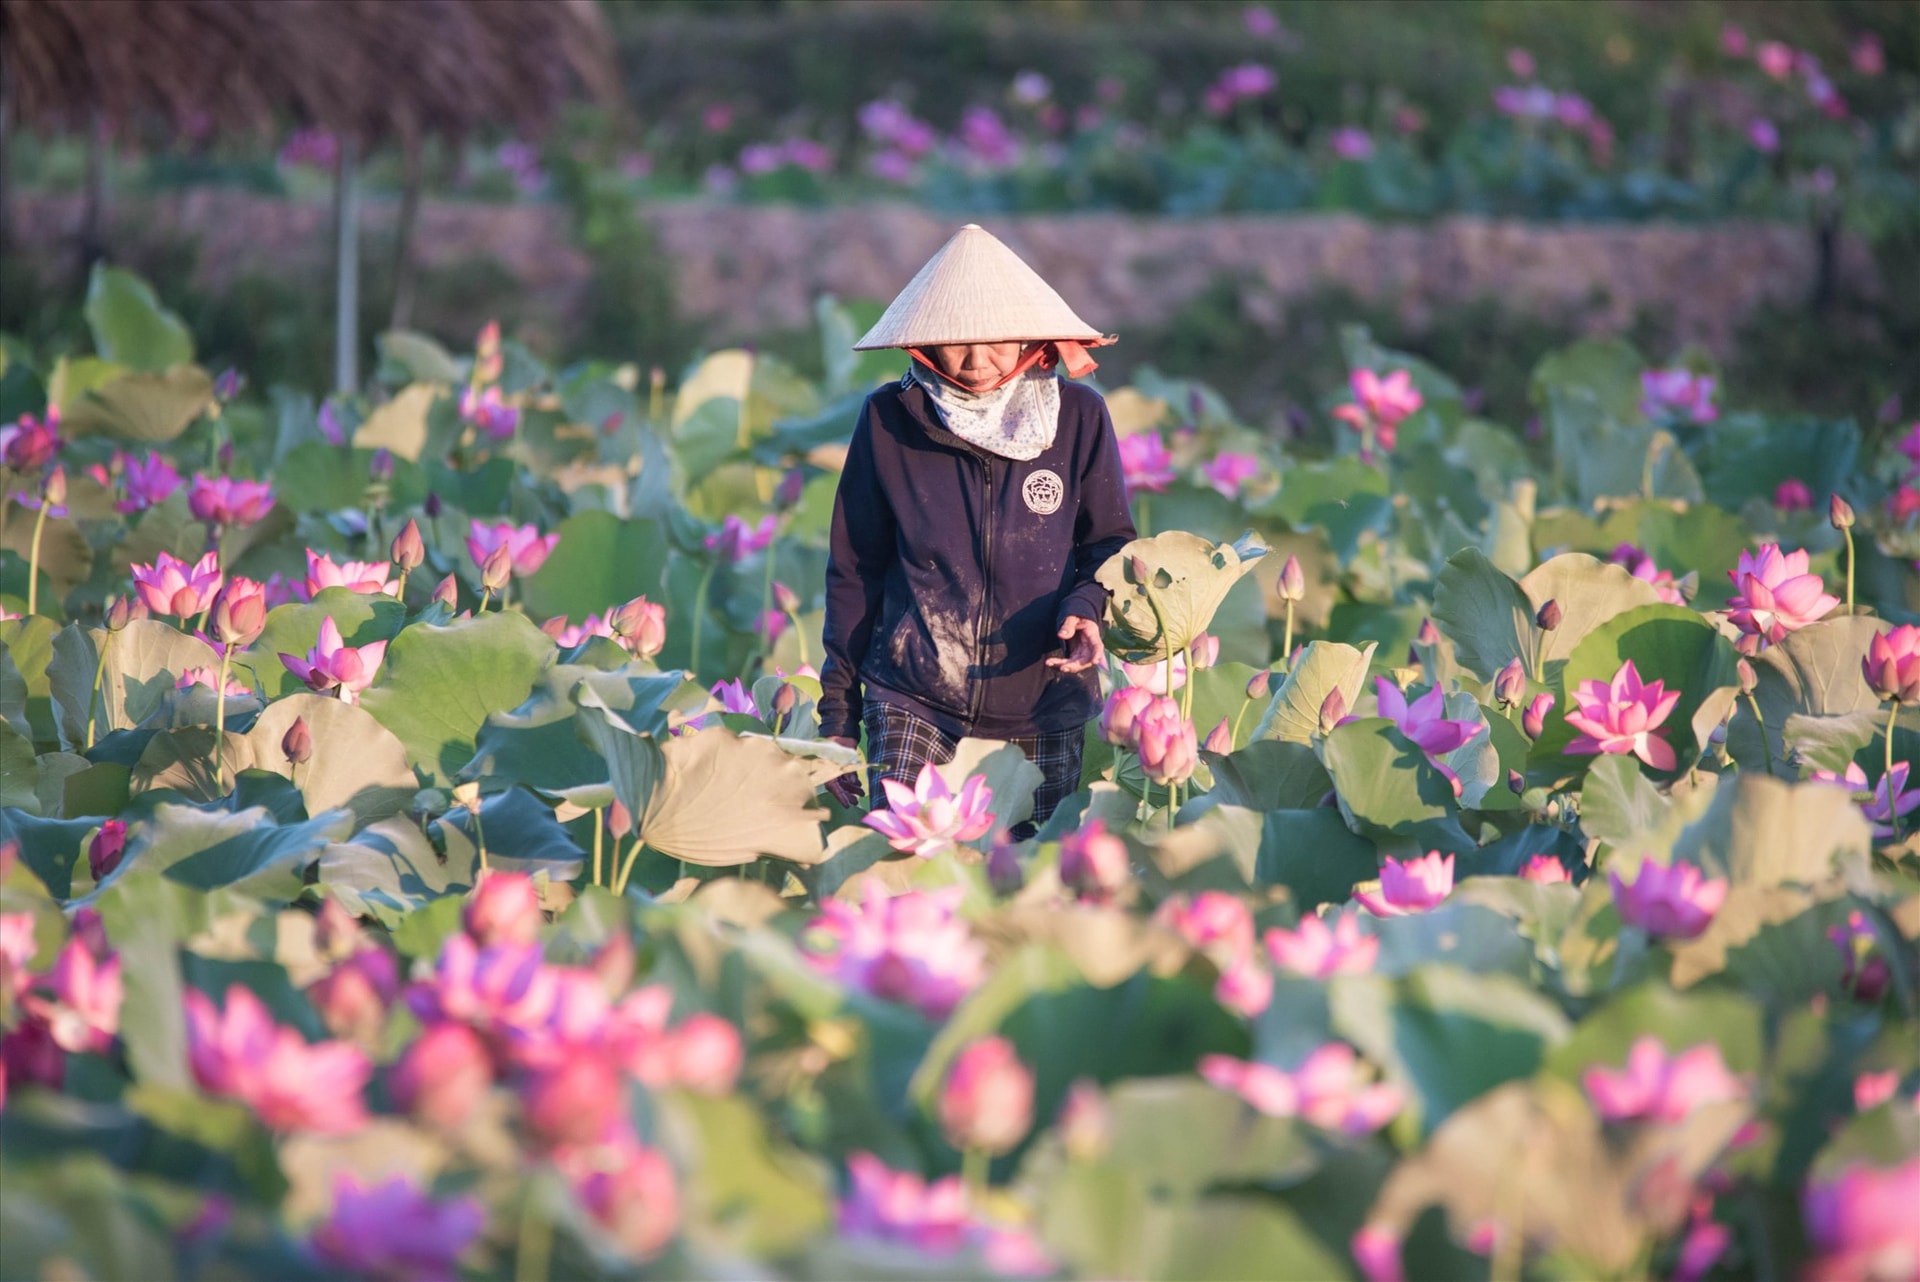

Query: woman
[817,224,1136,835]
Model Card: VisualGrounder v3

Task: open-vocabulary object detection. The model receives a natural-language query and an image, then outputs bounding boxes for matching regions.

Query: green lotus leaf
[635,727,836,867]
[1320,718,1475,856]
[83,264,194,371]
[1249,808,1380,909]
[1096,530,1267,664]
[433,786,585,882]
[83,802,350,906]
[1671,773,1873,891]
[244,693,417,827]
[1203,740,1332,812]
[1248,640,1377,745]
[376,331,463,386]
[3,615,60,746]
[1725,615,1899,775]
[316,817,453,921]
[518,509,670,621]
[60,366,213,442]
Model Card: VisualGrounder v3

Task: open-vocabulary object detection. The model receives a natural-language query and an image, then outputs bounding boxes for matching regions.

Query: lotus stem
[1885,701,1902,843]
[514,1186,551,1282]
[1230,698,1254,751]
[1282,600,1295,670]
[612,836,646,898]
[25,499,50,618]
[191,605,211,636]
[1843,525,1856,616]
[1179,645,1193,723]
[1137,496,1151,538]
[212,648,233,792]
[477,587,493,614]
[86,629,113,750]
[1745,691,1773,778]
[473,808,490,875]
[690,561,717,679]
[592,808,604,887]
[787,607,809,667]
[961,1147,989,1196]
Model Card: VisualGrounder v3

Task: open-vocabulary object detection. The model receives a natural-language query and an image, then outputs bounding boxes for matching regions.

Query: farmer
[817,223,1136,835]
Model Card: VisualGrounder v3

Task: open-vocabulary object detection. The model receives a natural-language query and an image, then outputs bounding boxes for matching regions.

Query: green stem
[1137,496,1151,538]
[1885,700,1902,843]
[612,836,645,897]
[478,586,493,614]
[1230,689,1257,749]
[86,629,113,750]
[191,605,211,636]
[786,608,809,667]
[473,808,490,875]
[212,648,233,792]
[961,1147,990,1196]
[592,808,604,887]
[690,561,717,680]
[1179,645,1193,724]
[1843,526,1856,616]
[514,1186,551,1282]
[1745,692,1774,778]
[25,500,49,617]
[1282,600,1294,670]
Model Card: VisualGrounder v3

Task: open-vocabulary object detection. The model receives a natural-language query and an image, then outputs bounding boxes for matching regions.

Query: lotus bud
[423,491,443,518]
[368,448,394,483]
[1203,717,1233,755]
[1129,554,1151,585]
[1277,554,1305,602]
[480,545,513,592]
[390,518,425,573]
[608,799,633,838]
[281,716,313,765]
[209,576,268,647]
[1059,820,1131,902]
[1736,658,1758,695]
[772,682,798,728]
[1494,657,1526,708]
[1830,493,1856,530]
[431,573,459,609]
[773,467,806,510]
[41,465,67,506]
[1523,691,1555,739]
[1535,599,1562,631]
[105,594,141,631]
[1100,686,1156,745]
[464,871,542,947]
[1416,617,1441,647]
[1318,687,1347,735]
[213,368,243,402]
[1058,1078,1112,1162]
[772,581,800,614]
[1245,669,1271,701]
[1507,769,1526,796]
[1190,632,1220,669]
[88,819,127,881]
[939,1036,1035,1157]
[986,834,1024,897]
[1862,624,1920,705]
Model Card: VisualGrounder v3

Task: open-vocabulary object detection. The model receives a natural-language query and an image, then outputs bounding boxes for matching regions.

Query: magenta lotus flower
[1640,368,1717,423]
[1774,478,1814,512]
[1100,685,1157,743]
[406,934,558,1047]
[88,820,127,882]
[0,409,60,472]
[1582,1036,1745,1123]
[1201,1044,1402,1135]
[309,1172,484,1281]
[1863,624,1920,705]
[1828,910,1891,1003]
[1610,543,1686,605]
[800,884,985,1020]
[1132,695,1198,785]
[1854,1071,1899,1112]
[1813,761,1920,839]
[1264,912,1378,978]
[306,948,398,1045]
[1333,368,1422,461]
[131,549,222,617]
[1374,677,1479,758]
[1355,851,1454,917]
[185,984,371,1133]
[1058,819,1131,903]
[1520,854,1572,884]
[1200,451,1261,499]
[1153,892,1254,966]
[703,513,776,563]
[1726,544,1839,650]
[117,450,182,513]
[1609,861,1728,939]
[304,549,399,599]
[864,762,995,858]
[389,1021,493,1130]
[940,1035,1035,1155]
[1351,1225,1406,1282]
[1214,956,1273,1017]
[186,473,274,527]
[467,519,558,580]
[543,612,615,648]
[1117,431,1176,495]
[464,871,542,947]
[1329,126,1374,160]
[1564,659,1681,770]
[20,937,121,1054]
[839,1152,973,1255]
[279,616,387,702]
[711,678,757,716]
[1801,1159,1920,1282]
[567,1139,682,1262]
[459,383,519,440]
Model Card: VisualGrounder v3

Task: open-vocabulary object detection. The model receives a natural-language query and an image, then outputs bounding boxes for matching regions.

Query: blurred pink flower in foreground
[1800,1159,1920,1282]
[187,473,275,527]
[278,616,387,703]
[569,1140,682,1262]
[1862,624,1920,705]
[1827,909,1891,1003]
[1756,40,1795,80]
[1154,891,1254,966]
[21,938,121,1054]
[1201,1045,1402,1134]
[467,519,559,578]
[1640,368,1717,423]
[864,762,995,858]
[186,984,370,1133]
[1726,544,1839,651]
[1609,543,1687,605]
[1333,368,1422,461]
[306,947,398,1045]
[800,884,985,1020]
[309,1172,484,1282]
[389,1020,493,1130]
[1118,431,1176,495]
[407,934,558,1046]
[465,872,542,947]
[1356,851,1454,917]
[1264,912,1378,978]
[1059,819,1132,903]
[1564,659,1681,770]
[304,549,399,599]
[1774,478,1814,512]
[940,1035,1035,1155]
[1609,861,1728,940]
[1351,1224,1405,1282]
[1520,854,1572,884]
[1582,1036,1745,1123]
[1200,451,1261,498]
[839,1152,971,1254]
[132,549,222,617]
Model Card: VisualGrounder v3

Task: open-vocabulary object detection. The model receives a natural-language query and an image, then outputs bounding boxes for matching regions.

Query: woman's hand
[824,735,863,807]
[1047,615,1105,674]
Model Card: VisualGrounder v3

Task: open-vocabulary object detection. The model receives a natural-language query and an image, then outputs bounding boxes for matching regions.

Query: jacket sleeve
[1056,392,1138,629]
[817,407,895,740]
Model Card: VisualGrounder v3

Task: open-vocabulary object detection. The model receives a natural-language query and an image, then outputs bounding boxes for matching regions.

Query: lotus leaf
[1096,530,1266,664]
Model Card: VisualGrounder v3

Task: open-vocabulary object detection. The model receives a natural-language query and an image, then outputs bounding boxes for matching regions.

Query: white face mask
[909,361,1062,462]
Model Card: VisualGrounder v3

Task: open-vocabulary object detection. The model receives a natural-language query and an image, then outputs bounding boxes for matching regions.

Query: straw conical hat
[853,224,1106,350]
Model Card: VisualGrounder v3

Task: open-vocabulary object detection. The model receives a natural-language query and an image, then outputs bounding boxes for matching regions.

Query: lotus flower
[1582,1036,1745,1123]
[1119,651,1188,695]
[1264,912,1378,978]
[800,884,985,1020]
[839,1152,973,1255]
[1351,1225,1406,1282]
[1610,543,1687,605]
[1332,368,1422,460]
[864,763,995,858]
[1201,1045,1402,1135]
[522,1049,625,1147]
[131,549,222,617]
[1564,659,1681,770]
[543,612,615,648]
[1640,368,1717,423]
[1801,1160,1920,1282]
[1132,696,1198,785]
[703,513,777,562]
[459,383,519,440]
[114,450,182,513]
[21,937,121,1054]
[1058,819,1131,903]
[406,934,559,1046]
[1118,432,1176,495]
[1355,851,1454,917]
[306,948,398,1045]
[1774,478,1814,511]
[88,820,126,882]
[186,473,275,527]
[1812,761,1920,839]
[1609,861,1728,940]
[1214,957,1273,1017]
[940,1036,1035,1155]
[663,1012,744,1095]
[1374,677,1479,758]
[1200,451,1261,498]
[0,913,35,996]
[1828,910,1891,1003]
[309,1172,484,1281]
[207,575,267,649]
[0,410,60,472]
[279,616,388,702]
[466,519,558,578]
[1863,624,1920,705]
[570,1141,682,1262]
[1855,1072,1899,1112]
[1520,854,1572,884]
[388,1021,493,1130]
[177,667,251,697]
[464,872,542,947]
[1099,685,1157,744]
[1153,892,1254,965]
[304,549,400,599]
[609,596,667,658]
[1725,544,1839,651]
[185,984,371,1133]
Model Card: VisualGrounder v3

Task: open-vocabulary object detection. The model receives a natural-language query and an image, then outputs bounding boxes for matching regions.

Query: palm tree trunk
[388,132,424,331]
[333,133,361,393]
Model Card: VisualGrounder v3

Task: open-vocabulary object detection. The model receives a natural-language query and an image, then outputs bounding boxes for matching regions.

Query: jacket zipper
[969,451,995,723]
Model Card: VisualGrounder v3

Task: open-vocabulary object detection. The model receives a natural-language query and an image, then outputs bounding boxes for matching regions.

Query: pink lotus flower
[1610,543,1687,605]
[21,937,121,1054]
[465,872,542,947]
[664,1012,744,1095]
[1755,40,1794,79]
[1827,910,1891,1003]
[1519,854,1572,884]
[1058,819,1131,903]
[1640,368,1718,423]
[185,984,371,1133]
[1118,431,1176,495]
[304,549,399,599]
[543,612,616,648]
[1374,677,1480,758]
[309,1172,484,1282]
[131,549,222,617]
[1132,696,1198,785]
[279,616,387,702]
[1726,545,1839,650]
[459,383,519,440]
[940,1036,1035,1155]
[389,1020,493,1130]
[1153,891,1254,965]
[1774,478,1814,512]
[1801,1160,1920,1282]
[864,763,995,858]
[1813,761,1920,839]
[1264,912,1378,978]
[1855,1071,1899,1112]
[176,666,251,697]
[800,884,985,1020]
[1201,1045,1402,1135]
[1329,126,1374,160]
[1863,624,1920,705]
[186,473,274,527]
[0,913,37,996]
[1214,957,1273,1017]
[523,1048,626,1148]
[1333,368,1422,461]
[1565,659,1681,771]
[571,1140,682,1262]
[608,596,667,658]
[1200,451,1261,498]
[1057,1078,1112,1161]
[1351,1224,1406,1282]
[0,409,60,472]
[466,519,558,580]
[839,1152,972,1255]
[1099,685,1157,743]
[406,934,559,1047]
[1747,118,1781,153]
[88,820,127,882]
[1582,1036,1744,1123]
[305,947,398,1045]
[116,450,182,513]
[1609,861,1728,940]
[1355,851,1454,917]
[703,513,776,563]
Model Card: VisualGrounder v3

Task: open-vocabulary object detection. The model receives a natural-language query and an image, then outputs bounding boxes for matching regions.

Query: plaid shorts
[862,701,1082,839]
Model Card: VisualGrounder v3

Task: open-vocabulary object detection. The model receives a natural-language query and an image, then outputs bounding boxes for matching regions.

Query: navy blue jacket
[817,373,1136,741]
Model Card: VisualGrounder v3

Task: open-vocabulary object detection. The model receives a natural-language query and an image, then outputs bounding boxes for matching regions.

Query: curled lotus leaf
[1096,530,1268,664]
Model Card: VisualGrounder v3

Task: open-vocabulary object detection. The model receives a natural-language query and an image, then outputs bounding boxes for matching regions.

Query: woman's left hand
[1047,615,1105,674]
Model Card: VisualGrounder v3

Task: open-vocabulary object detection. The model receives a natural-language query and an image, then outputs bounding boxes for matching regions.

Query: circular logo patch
[1022,469,1064,515]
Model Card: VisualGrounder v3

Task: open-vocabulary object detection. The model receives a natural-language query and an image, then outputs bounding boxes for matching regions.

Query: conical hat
[853,224,1107,350]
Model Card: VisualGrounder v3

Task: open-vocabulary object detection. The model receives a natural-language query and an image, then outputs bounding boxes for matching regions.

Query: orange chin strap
[905,337,1115,392]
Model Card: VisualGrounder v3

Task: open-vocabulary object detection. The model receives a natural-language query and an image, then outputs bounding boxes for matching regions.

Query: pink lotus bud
[480,544,513,592]
[771,682,798,725]
[1507,769,1526,796]
[390,1021,493,1130]
[1190,632,1220,669]
[105,595,142,631]
[464,872,542,947]
[368,448,394,483]
[609,596,667,658]
[1132,696,1198,785]
[1522,692,1554,739]
[1214,957,1273,1016]
[771,581,801,614]
[1100,685,1157,745]
[666,1013,743,1094]
[1245,669,1271,700]
[1351,1224,1406,1282]
[390,518,425,573]
[209,576,268,648]
[1129,554,1151,584]
[1829,494,1855,530]
[523,1052,624,1148]
[1277,554,1305,602]
[42,465,67,506]
[282,717,313,766]
[607,799,634,839]
[1494,657,1526,707]
[1203,717,1233,755]
[308,949,398,1044]
[939,1035,1034,1156]
[313,898,363,958]
[1863,625,1920,706]
[1416,617,1440,647]
[432,574,459,609]
[1773,478,1813,512]
[1535,599,1562,631]
[1318,688,1347,735]
[1059,820,1130,902]
[88,820,127,881]
[1057,1078,1112,1161]
[986,835,1024,897]
[1736,658,1757,695]
[772,467,806,510]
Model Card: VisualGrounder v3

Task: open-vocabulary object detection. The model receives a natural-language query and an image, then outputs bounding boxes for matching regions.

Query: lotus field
[3,267,1919,1281]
